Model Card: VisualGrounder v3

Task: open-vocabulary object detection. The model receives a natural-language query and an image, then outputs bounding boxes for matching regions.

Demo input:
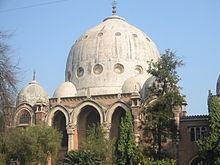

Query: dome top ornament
[112,0,117,15]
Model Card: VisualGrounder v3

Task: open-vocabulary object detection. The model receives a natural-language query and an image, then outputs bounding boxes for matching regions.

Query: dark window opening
[19,111,31,124]
[53,111,68,147]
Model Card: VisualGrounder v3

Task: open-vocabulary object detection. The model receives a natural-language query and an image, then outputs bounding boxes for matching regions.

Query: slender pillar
[173,106,181,165]
[66,123,76,151]
[131,91,141,145]
[102,122,111,139]
[131,106,141,144]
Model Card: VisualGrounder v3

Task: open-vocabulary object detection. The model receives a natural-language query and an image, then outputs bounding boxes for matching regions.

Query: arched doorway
[110,107,126,139]
[53,111,68,147]
[77,105,101,146]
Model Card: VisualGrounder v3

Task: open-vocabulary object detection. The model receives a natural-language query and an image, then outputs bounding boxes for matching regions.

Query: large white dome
[65,15,160,96]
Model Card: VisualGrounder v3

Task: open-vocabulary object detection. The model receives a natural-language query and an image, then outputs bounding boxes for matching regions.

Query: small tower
[130,89,141,144]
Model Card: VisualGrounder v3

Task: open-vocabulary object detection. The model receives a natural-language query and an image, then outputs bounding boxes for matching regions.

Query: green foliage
[197,96,220,164]
[63,150,102,165]
[144,158,176,165]
[115,111,137,165]
[143,50,184,159]
[82,125,115,164]
[0,153,7,165]
[2,125,61,164]
[64,125,114,164]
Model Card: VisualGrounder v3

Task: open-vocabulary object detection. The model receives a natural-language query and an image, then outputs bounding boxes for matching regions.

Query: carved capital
[66,123,76,135]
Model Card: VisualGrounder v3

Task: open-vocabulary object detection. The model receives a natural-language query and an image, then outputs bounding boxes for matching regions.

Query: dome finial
[33,70,36,81]
[112,0,117,15]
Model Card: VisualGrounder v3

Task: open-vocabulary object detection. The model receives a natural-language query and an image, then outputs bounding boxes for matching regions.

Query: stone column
[131,106,141,144]
[173,106,181,128]
[102,122,111,139]
[66,123,76,151]
[130,91,141,145]
[173,105,182,165]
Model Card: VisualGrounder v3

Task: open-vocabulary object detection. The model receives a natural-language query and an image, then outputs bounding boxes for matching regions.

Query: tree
[63,150,102,165]
[142,50,184,160]
[115,110,137,165]
[197,96,220,164]
[0,31,19,132]
[0,132,7,165]
[64,125,114,165]
[144,159,176,165]
[4,125,61,164]
[82,125,115,164]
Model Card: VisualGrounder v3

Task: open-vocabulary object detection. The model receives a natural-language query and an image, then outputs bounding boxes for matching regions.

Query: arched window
[53,111,68,147]
[110,107,126,139]
[19,111,31,124]
[77,105,101,147]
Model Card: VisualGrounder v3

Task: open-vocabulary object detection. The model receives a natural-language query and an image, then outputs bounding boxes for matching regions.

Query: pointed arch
[46,105,70,126]
[189,155,204,165]
[14,103,34,126]
[106,101,130,124]
[71,100,104,148]
[71,100,104,125]
[106,101,130,139]
[47,105,70,147]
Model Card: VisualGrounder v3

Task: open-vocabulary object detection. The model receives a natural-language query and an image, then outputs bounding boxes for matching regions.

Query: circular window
[114,63,124,74]
[135,65,143,74]
[93,64,103,75]
[98,32,103,37]
[77,67,84,77]
[115,32,121,36]
[84,35,88,39]
[132,34,138,38]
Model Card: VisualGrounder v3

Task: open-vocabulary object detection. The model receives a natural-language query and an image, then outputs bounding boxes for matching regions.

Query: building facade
[13,12,215,165]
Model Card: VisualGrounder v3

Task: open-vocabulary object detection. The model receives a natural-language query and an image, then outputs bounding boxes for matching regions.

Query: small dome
[122,77,141,93]
[217,74,220,96]
[53,81,77,98]
[17,80,49,106]
[141,76,156,98]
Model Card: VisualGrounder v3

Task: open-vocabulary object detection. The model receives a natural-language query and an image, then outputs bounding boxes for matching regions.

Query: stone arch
[47,105,70,148]
[106,102,130,139]
[106,102,130,124]
[47,105,70,126]
[14,104,34,126]
[71,100,104,125]
[189,155,204,165]
[71,101,104,148]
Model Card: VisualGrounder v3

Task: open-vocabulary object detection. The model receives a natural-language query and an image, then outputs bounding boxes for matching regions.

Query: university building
[13,8,217,165]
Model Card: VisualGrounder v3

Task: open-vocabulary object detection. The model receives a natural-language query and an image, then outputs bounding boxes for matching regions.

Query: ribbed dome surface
[53,81,77,98]
[17,80,49,106]
[122,77,141,93]
[66,15,160,96]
